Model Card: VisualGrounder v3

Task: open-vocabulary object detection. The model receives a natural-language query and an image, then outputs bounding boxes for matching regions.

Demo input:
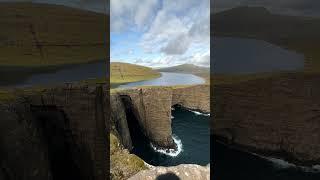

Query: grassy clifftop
[0,2,108,66]
[110,62,161,84]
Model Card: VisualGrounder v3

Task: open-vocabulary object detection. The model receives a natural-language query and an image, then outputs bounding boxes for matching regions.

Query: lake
[212,37,304,74]
[117,72,205,89]
[15,61,106,88]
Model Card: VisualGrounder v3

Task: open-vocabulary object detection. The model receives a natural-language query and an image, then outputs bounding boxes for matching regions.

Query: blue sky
[111,0,210,68]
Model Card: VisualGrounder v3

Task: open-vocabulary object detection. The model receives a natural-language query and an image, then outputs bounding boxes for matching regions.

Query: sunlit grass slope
[0,2,108,66]
[110,62,161,84]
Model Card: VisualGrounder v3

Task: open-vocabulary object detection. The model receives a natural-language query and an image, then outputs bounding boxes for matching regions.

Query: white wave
[312,165,320,171]
[189,110,210,116]
[264,157,296,168]
[171,107,175,110]
[218,141,320,173]
[150,135,183,157]
[171,115,174,119]
[260,156,320,173]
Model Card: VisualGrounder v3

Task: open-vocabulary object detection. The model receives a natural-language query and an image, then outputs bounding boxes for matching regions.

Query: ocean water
[130,106,210,166]
[212,139,320,180]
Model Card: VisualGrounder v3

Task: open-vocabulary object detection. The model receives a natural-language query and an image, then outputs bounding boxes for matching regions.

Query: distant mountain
[158,64,209,74]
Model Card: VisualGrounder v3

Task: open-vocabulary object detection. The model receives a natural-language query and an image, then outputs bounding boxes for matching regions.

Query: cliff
[111,84,210,151]
[173,85,210,113]
[213,72,320,165]
[0,83,210,179]
[0,84,108,180]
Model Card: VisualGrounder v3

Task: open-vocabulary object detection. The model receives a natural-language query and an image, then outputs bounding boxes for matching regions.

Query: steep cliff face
[213,73,320,164]
[110,94,133,151]
[0,84,108,180]
[173,85,210,113]
[117,87,175,149]
[128,164,210,180]
[111,85,210,151]
[0,103,51,180]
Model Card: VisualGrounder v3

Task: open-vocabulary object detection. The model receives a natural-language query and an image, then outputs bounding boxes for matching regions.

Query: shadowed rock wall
[111,85,210,150]
[213,73,320,164]
[0,84,108,180]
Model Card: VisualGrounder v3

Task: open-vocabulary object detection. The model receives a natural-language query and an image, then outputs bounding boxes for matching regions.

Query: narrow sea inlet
[131,106,210,166]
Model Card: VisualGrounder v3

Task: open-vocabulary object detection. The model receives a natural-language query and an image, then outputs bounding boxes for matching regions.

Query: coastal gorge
[0,83,210,179]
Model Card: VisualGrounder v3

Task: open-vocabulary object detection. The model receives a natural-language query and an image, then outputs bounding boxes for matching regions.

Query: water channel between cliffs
[129,105,210,166]
[119,73,210,166]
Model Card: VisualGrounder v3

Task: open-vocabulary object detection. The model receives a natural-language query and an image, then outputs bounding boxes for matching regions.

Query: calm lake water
[131,106,210,166]
[16,61,105,88]
[212,37,304,74]
[118,72,205,89]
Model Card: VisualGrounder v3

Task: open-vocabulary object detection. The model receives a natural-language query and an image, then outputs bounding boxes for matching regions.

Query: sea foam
[150,134,183,157]
[260,156,320,173]
[189,110,210,116]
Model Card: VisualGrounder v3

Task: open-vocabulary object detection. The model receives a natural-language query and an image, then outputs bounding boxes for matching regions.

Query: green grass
[0,2,108,67]
[110,62,161,84]
[110,133,147,180]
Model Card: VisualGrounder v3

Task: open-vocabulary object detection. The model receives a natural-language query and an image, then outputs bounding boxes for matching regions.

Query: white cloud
[111,0,210,67]
[131,49,210,68]
[140,0,210,57]
[160,33,191,55]
[110,0,158,31]
[188,50,210,67]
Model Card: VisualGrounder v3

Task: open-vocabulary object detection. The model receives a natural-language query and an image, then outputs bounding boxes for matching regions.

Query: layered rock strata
[111,84,210,150]
[213,73,320,164]
[0,84,108,180]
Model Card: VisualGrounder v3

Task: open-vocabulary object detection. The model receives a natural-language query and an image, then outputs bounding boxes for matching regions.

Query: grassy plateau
[110,62,161,85]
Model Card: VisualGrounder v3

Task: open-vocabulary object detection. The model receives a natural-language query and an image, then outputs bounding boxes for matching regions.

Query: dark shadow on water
[121,101,210,166]
[156,172,180,180]
[212,135,320,180]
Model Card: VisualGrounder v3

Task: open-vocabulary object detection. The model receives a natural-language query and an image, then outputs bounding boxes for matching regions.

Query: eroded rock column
[119,87,175,149]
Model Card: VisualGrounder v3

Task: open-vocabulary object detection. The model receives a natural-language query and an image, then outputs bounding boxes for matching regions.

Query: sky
[110,0,210,68]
